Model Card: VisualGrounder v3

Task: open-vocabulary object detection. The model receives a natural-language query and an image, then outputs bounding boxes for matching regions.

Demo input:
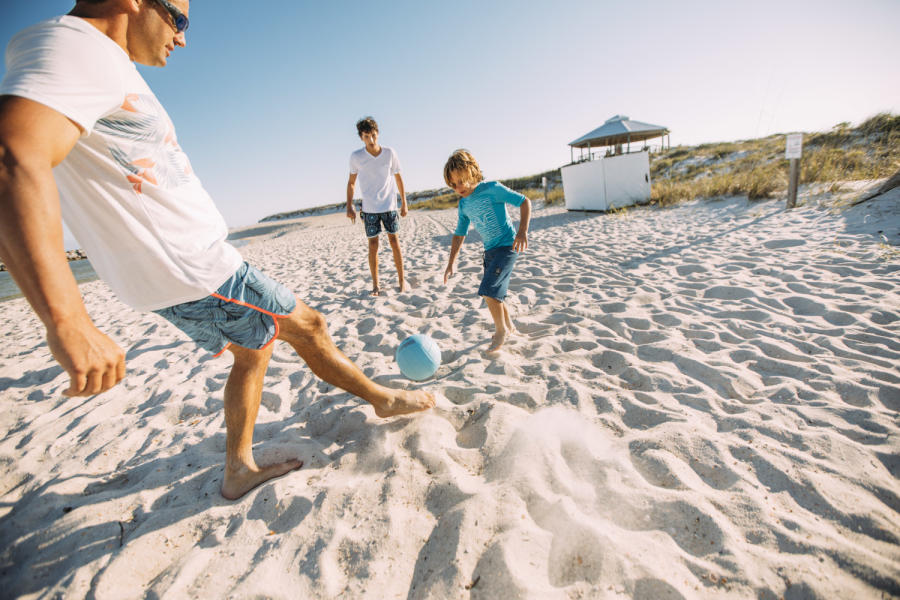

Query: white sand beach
[1,189,898,599]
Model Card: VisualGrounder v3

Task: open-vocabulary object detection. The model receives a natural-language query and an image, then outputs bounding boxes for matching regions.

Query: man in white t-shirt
[345,117,408,296]
[0,0,433,500]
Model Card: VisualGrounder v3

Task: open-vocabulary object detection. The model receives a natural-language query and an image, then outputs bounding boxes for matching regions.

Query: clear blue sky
[2,0,899,233]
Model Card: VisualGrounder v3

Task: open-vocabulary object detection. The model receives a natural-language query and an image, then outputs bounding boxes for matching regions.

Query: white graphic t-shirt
[349,146,402,213]
[0,16,242,311]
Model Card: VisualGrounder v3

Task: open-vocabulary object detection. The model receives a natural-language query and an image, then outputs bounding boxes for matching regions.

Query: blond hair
[443,149,484,187]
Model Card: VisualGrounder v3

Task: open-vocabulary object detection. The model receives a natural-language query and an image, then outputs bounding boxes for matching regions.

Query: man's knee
[228,342,273,370]
[387,233,401,248]
[281,301,327,340]
[368,237,380,250]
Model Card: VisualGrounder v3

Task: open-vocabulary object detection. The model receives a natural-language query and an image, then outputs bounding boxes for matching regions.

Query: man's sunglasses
[153,0,189,33]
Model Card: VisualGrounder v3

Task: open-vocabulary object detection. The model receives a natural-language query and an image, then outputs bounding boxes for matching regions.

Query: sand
[1,188,898,599]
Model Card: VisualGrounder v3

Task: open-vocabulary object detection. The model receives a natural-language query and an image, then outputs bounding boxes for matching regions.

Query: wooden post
[785,133,802,209]
[542,176,548,205]
[787,159,799,208]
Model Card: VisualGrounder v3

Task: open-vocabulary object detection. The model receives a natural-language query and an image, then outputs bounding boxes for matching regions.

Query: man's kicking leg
[278,299,434,416]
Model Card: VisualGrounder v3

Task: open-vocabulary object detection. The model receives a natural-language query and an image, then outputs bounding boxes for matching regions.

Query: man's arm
[513,197,532,252]
[443,235,465,284]
[394,172,407,217]
[346,173,357,223]
[0,95,125,396]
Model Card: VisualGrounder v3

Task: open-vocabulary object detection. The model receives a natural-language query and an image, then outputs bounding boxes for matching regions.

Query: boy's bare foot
[398,278,406,293]
[371,286,381,296]
[221,459,303,500]
[372,389,435,418]
[486,330,508,353]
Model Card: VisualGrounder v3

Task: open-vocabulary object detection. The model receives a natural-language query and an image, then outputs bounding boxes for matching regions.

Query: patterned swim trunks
[362,210,400,238]
[153,262,296,356]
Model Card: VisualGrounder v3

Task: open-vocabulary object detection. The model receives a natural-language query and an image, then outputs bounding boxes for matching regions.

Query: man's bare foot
[221,459,303,500]
[372,388,435,418]
[486,330,508,353]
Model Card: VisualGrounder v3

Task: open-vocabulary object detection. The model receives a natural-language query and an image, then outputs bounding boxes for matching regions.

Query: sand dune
[1,190,898,599]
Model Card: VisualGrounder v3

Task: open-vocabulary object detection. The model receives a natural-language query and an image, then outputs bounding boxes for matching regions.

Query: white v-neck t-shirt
[349,146,402,213]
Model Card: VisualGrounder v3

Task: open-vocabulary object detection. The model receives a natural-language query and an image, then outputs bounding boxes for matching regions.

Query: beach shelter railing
[569,114,670,163]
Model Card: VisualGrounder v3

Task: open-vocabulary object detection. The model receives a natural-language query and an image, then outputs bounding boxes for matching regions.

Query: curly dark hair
[356,116,378,137]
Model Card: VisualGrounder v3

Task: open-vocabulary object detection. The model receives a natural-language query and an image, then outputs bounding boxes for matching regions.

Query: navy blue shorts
[362,210,400,238]
[154,262,297,356]
[479,246,518,301]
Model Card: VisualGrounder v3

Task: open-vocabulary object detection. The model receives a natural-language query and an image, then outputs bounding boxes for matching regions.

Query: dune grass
[413,191,460,210]
[650,112,900,206]
[521,187,565,205]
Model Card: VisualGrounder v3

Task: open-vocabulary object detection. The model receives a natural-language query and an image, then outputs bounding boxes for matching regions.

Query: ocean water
[0,259,98,302]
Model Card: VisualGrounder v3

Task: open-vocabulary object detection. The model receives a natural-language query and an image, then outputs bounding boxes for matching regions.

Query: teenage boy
[346,117,408,296]
[442,149,531,353]
[0,0,434,500]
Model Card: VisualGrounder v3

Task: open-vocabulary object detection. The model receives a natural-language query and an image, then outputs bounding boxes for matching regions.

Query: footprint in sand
[703,285,756,300]
[676,264,707,276]
[783,296,826,316]
[763,238,806,249]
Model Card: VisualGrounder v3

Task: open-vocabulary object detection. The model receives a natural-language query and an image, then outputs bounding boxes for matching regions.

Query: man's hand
[400,201,408,218]
[443,264,455,285]
[47,316,126,396]
[346,205,357,224]
[513,232,528,252]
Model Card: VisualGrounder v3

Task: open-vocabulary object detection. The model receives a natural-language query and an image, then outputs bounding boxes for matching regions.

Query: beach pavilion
[562,115,670,211]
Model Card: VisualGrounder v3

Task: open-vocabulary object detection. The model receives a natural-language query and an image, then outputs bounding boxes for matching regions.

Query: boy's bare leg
[221,343,303,500]
[501,302,515,334]
[387,233,405,292]
[278,299,434,416]
[367,236,380,295]
[483,296,509,353]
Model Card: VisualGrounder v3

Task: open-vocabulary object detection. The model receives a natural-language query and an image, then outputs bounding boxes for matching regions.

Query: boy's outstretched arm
[443,235,465,284]
[513,197,532,252]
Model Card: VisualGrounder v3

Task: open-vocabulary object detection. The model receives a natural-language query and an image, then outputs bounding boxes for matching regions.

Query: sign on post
[785,134,802,208]
[785,133,803,159]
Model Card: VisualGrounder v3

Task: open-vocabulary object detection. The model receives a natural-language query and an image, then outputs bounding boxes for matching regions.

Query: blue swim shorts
[479,245,518,301]
[153,262,297,356]
[362,210,400,238]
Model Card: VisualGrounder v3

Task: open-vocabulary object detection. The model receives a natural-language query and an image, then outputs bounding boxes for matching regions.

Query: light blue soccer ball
[395,334,441,381]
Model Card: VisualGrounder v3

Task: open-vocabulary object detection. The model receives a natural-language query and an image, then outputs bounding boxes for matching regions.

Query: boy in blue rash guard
[442,149,532,353]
